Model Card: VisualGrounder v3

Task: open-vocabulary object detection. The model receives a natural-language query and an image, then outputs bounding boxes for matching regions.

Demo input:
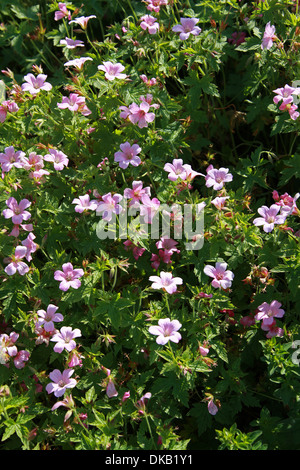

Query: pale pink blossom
[128,101,156,128]
[64,57,93,71]
[172,18,201,40]
[51,326,82,353]
[13,350,30,369]
[145,0,168,12]
[149,271,183,294]
[273,191,300,216]
[67,350,84,368]
[279,101,299,120]
[60,37,84,48]
[140,74,157,87]
[211,196,230,210]
[96,192,123,221]
[123,181,151,207]
[261,22,276,50]
[114,142,142,169]
[164,159,187,181]
[199,345,209,356]
[54,3,71,21]
[148,318,182,345]
[0,146,25,172]
[44,149,69,170]
[54,262,84,292]
[106,379,118,398]
[9,222,33,238]
[0,100,19,123]
[207,399,218,415]
[272,84,300,105]
[253,204,286,232]
[156,237,180,254]
[261,318,284,338]
[122,391,130,402]
[254,300,285,325]
[37,304,64,332]
[69,15,96,29]
[21,73,52,95]
[140,15,160,34]
[203,262,234,289]
[4,246,29,276]
[57,93,91,116]
[46,369,77,397]
[2,197,31,225]
[98,61,127,81]
[21,232,37,261]
[205,165,233,190]
[72,194,98,213]
[139,194,160,223]
[19,151,44,171]
[0,332,19,363]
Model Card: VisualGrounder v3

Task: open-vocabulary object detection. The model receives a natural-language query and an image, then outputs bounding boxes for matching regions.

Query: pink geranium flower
[273,191,300,216]
[57,93,91,116]
[137,392,151,414]
[54,3,71,21]
[261,22,276,50]
[72,194,98,213]
[139,194,160,223]
[51,326,82,353]
[261,318,284,338]
[4,246,29,276]
[21,232,37,261]
[272,84,300,105]
[69,15,96,29]
[13,350,30,369]
[60,37,84,48]
[211,196,230,210]
[164,159,187,181]
[98,61,127,81]
[253,204,286,232]
[37,304,64,332]
[205,165,233,190]
[148,318,182,345]
[140,74,157,87]
[0,332,19,362]
[19,151,44,171]
[96,192,123,221]
[46,369,77,397]
[140,15,160,34]
[254,300,285,325]
[207,399,219,415]
[156,237,180,254]
[106,379,118,398]
[228,31,246,46]
[0,100,19,123]
[64,57,93,71]
[2,197,31,225]
[123,240,145,260]
[128,101,156,128]
[114,142,142,169]
[145,0,168,12]
[172,18,201,40]
[0,146,25,172]
[44,149,69,170]
[149,271,183,294]
[203,262,234,289]
[123,181,151,207]
[21,74,52,95]
[54,262,84,292]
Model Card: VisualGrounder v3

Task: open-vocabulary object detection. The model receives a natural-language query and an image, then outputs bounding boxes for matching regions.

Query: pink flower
[273,84,300,105]
[123,181,151,207]
[0,332,19,363]
[0,146,25,172]
[156,237,179,254]
[44,149,69,171]
[199,345,209,356]
[46,369,77,397]
[4,246,29,276]
[98,61,127,81]
[240,315,256,327]
[13,350,30,369]
[69,15,96,29]
[127,101,156,128]
[205,165,233,190]
[253,204,286,232]
[54,3,71,21]
[279,101,300,120]
[64,57,93,71]
[172,18,201,40]
[122,391,130,402]
[139,194,160,223]
[0,100,19,123]
[140,15,160,34]
[96,192,123,221]
[261,22,276,50]
[2,197,31,224]
[72,194,98,213]
[254,300,285,325]
[57,93,91,116]
[114,142,142,169]
[51,326,82,353]
[140,74,157,87]
[228,31,246,46]
[67,350,84,368]
[203,262,234,289]
[273,191,300,216]
[123,240,145,260]
[60,37,84,48]
[106,379,118,398]
[145,0,168,12]
[137,392,151,414]
[261,318,284,338]
[21,232,37,261]
[207,399,218,415]
[164,159,187,181]
[149,272,183,294]
[19,151,44,171]
[211,196,230,210]
[9,222,33,238]
[148,318,182,345]
[21,73,52,95]
[54,262,84,292]
[37,304,64,332]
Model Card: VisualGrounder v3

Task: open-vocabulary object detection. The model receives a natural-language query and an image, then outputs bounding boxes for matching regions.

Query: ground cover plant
[0,0,300,451]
